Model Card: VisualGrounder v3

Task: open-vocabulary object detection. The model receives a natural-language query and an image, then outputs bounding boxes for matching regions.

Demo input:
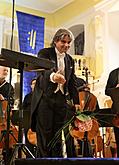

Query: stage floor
[15,157,119,165]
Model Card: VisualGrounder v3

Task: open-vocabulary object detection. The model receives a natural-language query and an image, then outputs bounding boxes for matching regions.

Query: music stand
[0,48,54,164]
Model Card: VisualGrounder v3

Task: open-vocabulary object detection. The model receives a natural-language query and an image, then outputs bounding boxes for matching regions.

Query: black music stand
[0,48,54,164]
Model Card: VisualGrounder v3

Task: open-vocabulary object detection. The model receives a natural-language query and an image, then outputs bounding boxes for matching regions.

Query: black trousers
[35,91,76,157]
[114,127,119,157]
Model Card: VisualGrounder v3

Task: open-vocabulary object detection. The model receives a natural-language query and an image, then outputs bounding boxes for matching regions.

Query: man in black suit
[31,29,80,157]
[105,67,119,157]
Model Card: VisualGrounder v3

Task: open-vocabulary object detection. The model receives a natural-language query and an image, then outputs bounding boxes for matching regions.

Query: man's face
[31,79,36,91]
[0,66,8,79]
[54,35,72,53]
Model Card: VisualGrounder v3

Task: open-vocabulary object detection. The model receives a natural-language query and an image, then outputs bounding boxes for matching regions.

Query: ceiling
[5,0,74,13]
[8,0,119,14]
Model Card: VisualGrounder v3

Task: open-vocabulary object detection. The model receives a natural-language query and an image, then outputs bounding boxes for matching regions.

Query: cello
[70,67,103,156]
[0,100,18,149]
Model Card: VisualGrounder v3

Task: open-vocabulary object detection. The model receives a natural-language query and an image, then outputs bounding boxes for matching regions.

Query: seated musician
[105,67,119,157]
[0,66,14,162]
[0,66,14,106]
[22,78,37,157]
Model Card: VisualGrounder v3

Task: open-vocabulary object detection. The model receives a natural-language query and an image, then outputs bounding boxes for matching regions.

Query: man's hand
[116,84,119,88]
[53,71,66,84]
[0,94,5,101]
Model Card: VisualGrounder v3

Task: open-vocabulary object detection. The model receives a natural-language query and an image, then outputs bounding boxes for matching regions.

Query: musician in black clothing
[0,66,14,106]
[0,66,14,163]
[22,78,36,156]
[105,67,119,157]
[31,29,80,158]
[0,66,14,125]
[23,78,36,112]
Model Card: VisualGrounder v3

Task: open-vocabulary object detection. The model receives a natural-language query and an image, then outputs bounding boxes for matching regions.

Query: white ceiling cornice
[4,0,74,13]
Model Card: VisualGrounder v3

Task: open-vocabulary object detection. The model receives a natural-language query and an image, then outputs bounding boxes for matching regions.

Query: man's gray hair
[50,28,74,47]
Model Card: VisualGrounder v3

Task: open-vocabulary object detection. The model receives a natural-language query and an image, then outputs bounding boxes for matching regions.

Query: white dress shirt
[50,48,65,94]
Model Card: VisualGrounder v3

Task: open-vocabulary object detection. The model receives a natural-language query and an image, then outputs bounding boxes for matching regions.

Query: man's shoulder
[24,92,32,99]
[113,67,119,71]
[110,67,119,74]
[4,81,13,87]
[65,53,73,61]
[38,47,55,58]
[38,47,54,53]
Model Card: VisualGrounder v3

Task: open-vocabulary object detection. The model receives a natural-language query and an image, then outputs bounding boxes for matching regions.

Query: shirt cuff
[50,72,56,83]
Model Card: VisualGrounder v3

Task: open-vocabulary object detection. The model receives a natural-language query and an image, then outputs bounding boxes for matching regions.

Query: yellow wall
[0,0,103,28]
[0,2,54,28]
[53,0,103,27]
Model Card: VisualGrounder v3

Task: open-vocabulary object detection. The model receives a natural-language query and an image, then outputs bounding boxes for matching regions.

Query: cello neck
[83,66,90,85]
